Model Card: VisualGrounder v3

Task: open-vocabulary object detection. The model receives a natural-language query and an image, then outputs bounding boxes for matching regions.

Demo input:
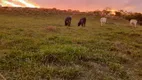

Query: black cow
[78,17,86,27]
[65,16,72,26]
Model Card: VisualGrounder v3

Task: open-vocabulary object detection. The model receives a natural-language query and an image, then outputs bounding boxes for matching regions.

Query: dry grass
[46,26,57,32]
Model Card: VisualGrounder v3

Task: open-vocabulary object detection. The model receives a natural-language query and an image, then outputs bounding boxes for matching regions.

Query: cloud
[124,0,142,12]
[33,0,142,12]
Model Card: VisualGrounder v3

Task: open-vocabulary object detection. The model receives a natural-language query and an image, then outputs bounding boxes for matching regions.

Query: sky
[2,0,142,12]
[32,0,142,12]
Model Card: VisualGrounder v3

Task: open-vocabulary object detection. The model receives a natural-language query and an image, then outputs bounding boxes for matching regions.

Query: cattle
[78,17,86,27]
[65,16,72,26]
[130,19,137,27]
[100,17,107,26]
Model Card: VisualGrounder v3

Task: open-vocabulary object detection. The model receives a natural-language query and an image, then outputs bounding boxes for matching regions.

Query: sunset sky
[0,0,141,12]
[32,0,142,12]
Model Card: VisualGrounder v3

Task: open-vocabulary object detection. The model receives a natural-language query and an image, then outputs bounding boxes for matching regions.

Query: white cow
[130,19,137,27]
[100,17,107,26]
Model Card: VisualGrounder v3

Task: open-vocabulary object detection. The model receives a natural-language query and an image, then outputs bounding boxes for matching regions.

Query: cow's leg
[81,23,83,27]
[65,21,68,26]
[68,22,70,26]
[65,22,67,26]
[67,21,69,26]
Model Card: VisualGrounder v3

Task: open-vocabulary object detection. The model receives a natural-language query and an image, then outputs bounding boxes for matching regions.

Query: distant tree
[52,8,57,10]
[115,11,122,16]
[124,12,142,21]
[67,9,72,12]
[102,10,110,16]
[93,10,101,16]
[119,10,125,13]
[102,7,112,15]
[134,13,142,21]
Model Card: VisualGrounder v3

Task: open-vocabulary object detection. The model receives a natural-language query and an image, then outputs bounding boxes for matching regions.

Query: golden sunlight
[0,0,40,8]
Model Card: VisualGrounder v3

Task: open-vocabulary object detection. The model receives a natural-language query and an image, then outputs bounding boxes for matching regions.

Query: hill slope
[0,8,142,80]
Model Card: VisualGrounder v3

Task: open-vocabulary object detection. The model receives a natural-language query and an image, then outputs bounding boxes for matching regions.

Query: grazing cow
[78,17,86,27]
[100,17,107,26]
[130,19,137,27]
[65,16,72,26]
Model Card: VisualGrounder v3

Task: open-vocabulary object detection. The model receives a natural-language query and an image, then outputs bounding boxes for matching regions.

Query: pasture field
[0,8,142,80]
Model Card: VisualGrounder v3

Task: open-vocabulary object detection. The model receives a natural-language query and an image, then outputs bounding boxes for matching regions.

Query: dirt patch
[129,33,141,37]
[46,26,57,32]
